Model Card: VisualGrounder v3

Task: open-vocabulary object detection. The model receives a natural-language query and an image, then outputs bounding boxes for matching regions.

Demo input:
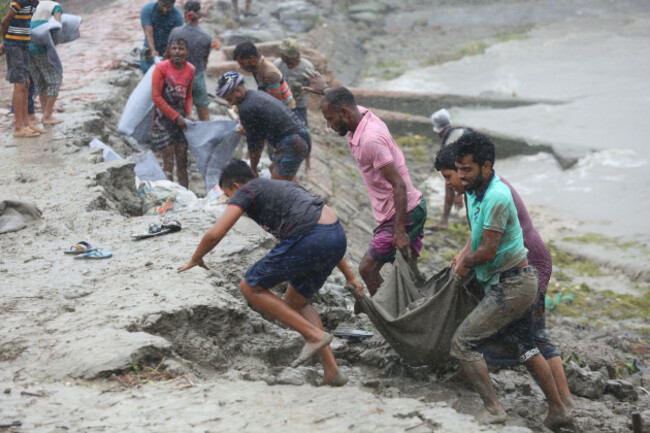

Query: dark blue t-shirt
[140,2,183,54]
[237,90,302,151]
[228,178,324,240]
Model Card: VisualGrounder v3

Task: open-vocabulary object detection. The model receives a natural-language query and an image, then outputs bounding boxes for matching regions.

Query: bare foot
[544,409,572,430]
[42,117,63,125]
[291,332,333,367]
[322,369,348,387]
[562,396,577,410]
[475,408,507,424]
[431,222,448,231]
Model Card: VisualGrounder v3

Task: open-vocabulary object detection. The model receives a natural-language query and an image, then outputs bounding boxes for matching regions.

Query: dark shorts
[150,126,187,152]
[451,266,540,363]
[481,290,561,366]
[192,71,210,107]
[271,128,311,178]
[5,45,30,84]
[244,221,347,299]
[368,197,427,264]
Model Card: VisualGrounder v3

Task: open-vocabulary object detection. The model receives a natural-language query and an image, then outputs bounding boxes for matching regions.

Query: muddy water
[366,14,650,241]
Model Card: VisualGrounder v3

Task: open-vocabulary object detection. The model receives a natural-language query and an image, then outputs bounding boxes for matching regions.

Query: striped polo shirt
[4,0,38,47]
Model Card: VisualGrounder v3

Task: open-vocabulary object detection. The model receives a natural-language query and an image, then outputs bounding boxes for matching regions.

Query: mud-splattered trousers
[451,265,540,363]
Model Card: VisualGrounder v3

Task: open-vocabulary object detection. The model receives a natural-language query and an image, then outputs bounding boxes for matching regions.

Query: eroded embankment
[350,89,579,168]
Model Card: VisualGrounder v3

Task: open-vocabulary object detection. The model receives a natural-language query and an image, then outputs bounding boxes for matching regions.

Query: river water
[366,13,650,242]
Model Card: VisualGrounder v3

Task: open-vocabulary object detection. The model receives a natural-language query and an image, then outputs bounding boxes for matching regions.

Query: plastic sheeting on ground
[359,252,481,367]
[184,119,239,193]
[0,200,43,234]
[130,151,167,182]
[118,65,156,146]
[89,138,166,182]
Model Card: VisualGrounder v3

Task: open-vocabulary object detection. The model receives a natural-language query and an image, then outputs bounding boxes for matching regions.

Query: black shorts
[150,126,187,152]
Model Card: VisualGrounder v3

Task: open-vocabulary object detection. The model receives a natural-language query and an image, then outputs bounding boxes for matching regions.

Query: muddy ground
[0,0,648,432]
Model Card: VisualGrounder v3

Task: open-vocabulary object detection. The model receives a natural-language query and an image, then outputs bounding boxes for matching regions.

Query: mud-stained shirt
[228,178,324,240]
[466,173,528,291]
[151,59,195,132]
[5,0,38,47]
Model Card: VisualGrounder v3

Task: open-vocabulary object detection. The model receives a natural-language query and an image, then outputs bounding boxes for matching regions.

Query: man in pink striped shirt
[320,87,427,297]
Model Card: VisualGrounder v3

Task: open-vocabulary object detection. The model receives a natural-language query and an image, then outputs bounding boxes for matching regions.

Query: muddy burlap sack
[359,252,481,366]
[183,119,240,193]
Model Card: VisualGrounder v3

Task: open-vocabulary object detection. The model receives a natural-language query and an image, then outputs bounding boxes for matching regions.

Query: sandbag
[184,119,239,193]
[0,200,43,234]
[359,252,481,366]
[118,65,156,145]
[30,17,63,74]
[60,13,82,43]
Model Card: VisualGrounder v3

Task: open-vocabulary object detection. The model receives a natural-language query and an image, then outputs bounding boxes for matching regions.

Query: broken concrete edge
[350,87,566,115]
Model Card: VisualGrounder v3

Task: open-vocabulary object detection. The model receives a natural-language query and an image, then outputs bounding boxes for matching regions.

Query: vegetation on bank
[0,2,8,42]
[422,26,533,68]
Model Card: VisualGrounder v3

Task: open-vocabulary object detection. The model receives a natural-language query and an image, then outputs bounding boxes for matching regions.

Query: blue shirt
[466,173,528,291]
[140,2,183,55]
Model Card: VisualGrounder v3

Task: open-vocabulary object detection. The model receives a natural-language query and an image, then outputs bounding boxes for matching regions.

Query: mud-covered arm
[178,205,245,272]
[336,258,364,297]
[457,229,501,276]
[450,234,471,269]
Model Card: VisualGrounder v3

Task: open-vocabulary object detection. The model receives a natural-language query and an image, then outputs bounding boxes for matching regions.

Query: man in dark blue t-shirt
[179,160,362,386]
[217,71,311,182]
[140,0,183,73]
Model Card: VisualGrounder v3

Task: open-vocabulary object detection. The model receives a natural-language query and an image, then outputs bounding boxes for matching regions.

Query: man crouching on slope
[179,160,362,386]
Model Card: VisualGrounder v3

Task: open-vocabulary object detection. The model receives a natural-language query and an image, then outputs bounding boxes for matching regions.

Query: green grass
[422,27,532,67]
[0,2,9,42]
[423,41,489,67]
[563,232,640,250]
[547,242,603,277]
[394,134,431,163]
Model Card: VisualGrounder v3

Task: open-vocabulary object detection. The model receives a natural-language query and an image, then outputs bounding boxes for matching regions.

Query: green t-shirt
[466,173,528,291]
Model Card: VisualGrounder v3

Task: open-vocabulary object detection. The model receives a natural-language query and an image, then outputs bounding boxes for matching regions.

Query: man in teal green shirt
[450,131,571,429]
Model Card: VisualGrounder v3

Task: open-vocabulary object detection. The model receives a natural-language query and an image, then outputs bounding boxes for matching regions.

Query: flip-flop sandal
[334,330,374,341]
[74,249,112,260]
[132,220,182,241]
[64,241,97,255]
